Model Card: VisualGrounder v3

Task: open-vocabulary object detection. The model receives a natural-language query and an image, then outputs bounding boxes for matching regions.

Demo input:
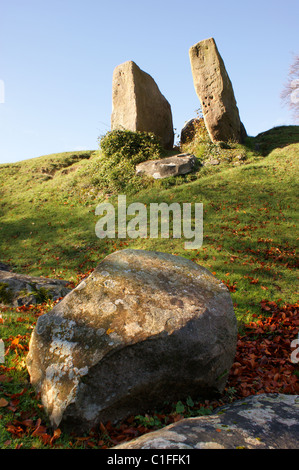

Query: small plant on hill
[100,129,163,161]
[84,130,164,195]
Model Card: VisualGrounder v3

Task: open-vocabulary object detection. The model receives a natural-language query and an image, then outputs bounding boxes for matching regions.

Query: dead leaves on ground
[228,300,299,397]
[0,299,298,448]
[4,416,61,447]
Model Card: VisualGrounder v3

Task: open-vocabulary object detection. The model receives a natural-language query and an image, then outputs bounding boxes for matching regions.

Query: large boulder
[0,270,71,307]
[114,394,299,449]
[189,38,246,143]
[135,153,197,179]
[26,249,237,431]
[111,61,174,149]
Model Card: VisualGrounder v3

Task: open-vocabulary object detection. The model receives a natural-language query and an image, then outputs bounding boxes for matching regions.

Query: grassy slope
[0,126,298,448]
[0,128,298,324]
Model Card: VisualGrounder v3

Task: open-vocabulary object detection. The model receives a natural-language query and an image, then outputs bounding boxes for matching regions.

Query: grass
[0,125,298,448]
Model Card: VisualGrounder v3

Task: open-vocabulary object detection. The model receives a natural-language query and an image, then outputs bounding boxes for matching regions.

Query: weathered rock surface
[189,38,246,143]
[203,158,220,166]
[111,61,174,149]
[0,262,12,272]
[0,270,71,307]
[180,118,202,144]
[114,394,299,449]
[26,249,237,431]
[136,153,197,179]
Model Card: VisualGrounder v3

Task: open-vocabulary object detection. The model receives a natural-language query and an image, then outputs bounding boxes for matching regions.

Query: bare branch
[281,54,299,122]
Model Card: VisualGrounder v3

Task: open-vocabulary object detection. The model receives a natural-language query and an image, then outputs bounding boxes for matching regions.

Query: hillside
[0,126,298,325]
[0,125,298,449]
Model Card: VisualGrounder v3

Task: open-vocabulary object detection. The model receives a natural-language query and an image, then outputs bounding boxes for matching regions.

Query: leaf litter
[0,299,298,448]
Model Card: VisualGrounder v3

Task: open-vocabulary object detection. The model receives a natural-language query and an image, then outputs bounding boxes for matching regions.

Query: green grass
[0,128,298,320]
[0,125,298,448]
[254,125,299,155]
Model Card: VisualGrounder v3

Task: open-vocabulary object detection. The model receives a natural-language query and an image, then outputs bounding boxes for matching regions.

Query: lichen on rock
[27,249,237,431]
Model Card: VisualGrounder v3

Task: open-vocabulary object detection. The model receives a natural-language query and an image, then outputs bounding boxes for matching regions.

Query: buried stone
[114,394,299,449]
[26,249,237,431]
[0,270,71,307]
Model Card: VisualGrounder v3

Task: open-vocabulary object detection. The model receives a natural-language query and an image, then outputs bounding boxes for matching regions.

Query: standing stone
[111,61,174,149]
[189,38,246,143]
[26,249,237,432]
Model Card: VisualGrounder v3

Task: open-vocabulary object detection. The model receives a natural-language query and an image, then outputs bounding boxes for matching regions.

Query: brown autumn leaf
[0,375,12,383]
[99,421,108,434]
[6,424,24,438]
[21,419,34,428]
[40,433,52,445]
[50,428,61,446]
[31,418,48,437]
[0,398,9,407]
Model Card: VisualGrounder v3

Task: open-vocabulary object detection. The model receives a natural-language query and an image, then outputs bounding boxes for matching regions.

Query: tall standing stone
[189,38,246,143]
[111,61,174,149]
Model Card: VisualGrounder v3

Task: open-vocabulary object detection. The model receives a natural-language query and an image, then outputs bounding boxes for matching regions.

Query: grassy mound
[0,125,298,322]
[0,124,298,448]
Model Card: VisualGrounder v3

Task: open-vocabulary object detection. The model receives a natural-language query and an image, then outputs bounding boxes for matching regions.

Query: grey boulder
[0,270,71,307]
[115,394,299,449]
[26,249,237,431]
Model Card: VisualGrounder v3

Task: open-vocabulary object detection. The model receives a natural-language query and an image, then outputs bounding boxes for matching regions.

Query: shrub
[88,130,164,194]
[99,129,163,161]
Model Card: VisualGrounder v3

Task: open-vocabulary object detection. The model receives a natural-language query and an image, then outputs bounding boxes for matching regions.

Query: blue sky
[0,0,298,163]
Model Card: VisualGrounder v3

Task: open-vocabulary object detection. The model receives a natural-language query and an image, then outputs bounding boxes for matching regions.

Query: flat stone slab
[136,153,197,179]
[114,394,299,449]
[0,270,71,307]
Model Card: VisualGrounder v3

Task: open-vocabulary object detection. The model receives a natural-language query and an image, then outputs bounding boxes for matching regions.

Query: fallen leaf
[50,428,62,446]
[0,398,9,407]
[0,375,12,383]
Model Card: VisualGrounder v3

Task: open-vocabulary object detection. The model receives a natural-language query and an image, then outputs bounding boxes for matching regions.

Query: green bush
[100,129,163,160]
[88,130,164,194]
